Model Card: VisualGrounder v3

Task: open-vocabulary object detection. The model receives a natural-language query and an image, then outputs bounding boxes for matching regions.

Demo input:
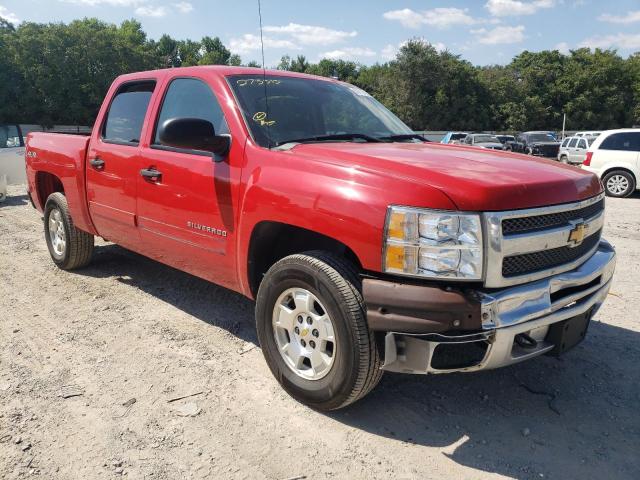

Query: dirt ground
[1,184,639,480]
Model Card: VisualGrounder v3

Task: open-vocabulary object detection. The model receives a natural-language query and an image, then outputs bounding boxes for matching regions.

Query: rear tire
[44,192,94,269]
[255,251,382,411]
[602,170,635,198]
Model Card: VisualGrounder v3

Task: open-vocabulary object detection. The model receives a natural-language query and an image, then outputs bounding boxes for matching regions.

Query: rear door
[567,137,579,163]
[86,80,157,250]
[135,76,240,289]
[575,138,588,164]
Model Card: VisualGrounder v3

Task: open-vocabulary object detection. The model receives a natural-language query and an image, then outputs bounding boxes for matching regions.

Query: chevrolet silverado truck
[25,66,616,411]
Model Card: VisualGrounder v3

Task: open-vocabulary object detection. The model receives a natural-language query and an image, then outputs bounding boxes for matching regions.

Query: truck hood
[287,142,602,211]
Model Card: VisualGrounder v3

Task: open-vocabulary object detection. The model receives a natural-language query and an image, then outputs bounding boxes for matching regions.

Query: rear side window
[102,81,156,145]
[568,138,578,148]
[153,78,228,146]
[599,132,640,152]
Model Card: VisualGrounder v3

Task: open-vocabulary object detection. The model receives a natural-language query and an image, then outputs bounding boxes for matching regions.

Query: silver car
[557,136,597,165]
[0,124,26,202]
[463,133,504,150]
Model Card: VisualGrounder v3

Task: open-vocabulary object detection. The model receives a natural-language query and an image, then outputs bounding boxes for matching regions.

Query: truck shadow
[75,243,258,345]
[75,243,639,480]
[329,319,640,479]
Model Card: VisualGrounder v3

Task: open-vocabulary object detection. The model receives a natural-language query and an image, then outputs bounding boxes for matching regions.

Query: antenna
[257,0,272,148]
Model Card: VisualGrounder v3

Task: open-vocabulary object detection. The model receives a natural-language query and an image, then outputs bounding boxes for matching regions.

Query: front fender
[235,148,457,296]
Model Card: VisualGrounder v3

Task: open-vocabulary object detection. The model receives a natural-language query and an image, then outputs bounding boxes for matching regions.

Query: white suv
[582,129,640,197]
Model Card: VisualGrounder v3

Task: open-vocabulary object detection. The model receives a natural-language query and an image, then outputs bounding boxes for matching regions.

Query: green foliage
[199,36,231,65]
[1,18,639,131]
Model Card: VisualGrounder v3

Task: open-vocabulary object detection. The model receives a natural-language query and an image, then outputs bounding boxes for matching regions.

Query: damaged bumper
[364,240,616,374]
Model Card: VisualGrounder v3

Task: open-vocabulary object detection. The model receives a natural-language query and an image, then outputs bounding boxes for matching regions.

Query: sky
[0,0,639,66]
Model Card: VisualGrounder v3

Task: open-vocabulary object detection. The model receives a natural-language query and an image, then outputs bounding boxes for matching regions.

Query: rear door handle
[140,168,162,182]
[90,158,105,170]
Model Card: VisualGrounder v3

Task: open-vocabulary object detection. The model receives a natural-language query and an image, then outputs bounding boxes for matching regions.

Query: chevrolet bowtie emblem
[568,223,587,247]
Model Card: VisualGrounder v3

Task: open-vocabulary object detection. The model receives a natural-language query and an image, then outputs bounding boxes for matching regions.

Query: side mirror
[158,117,231,159]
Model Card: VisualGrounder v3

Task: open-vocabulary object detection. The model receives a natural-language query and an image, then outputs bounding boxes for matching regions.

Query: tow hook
[515,333,538,349]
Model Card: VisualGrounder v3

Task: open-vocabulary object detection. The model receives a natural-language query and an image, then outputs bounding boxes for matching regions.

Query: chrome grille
[483,193,605,288]
[502,199,605,235]
[502,230,602,277]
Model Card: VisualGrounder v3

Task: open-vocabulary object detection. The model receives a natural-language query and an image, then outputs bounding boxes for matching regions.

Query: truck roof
[115,65,337,84]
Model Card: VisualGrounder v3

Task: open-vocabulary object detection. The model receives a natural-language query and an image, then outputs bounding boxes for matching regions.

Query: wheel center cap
[300,328,309,337]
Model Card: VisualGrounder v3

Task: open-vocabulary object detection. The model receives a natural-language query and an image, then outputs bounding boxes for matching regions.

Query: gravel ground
[1,184,639,480]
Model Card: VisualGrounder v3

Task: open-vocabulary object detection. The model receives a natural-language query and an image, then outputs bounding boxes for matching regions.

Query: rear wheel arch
[35,171,64,209]
[246,221,363,298]
[601,166,637,185]
[601,168,637,197]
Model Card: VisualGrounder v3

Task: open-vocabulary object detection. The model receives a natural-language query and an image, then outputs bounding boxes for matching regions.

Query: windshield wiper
[378,133,429,142]
[274,133,384,147]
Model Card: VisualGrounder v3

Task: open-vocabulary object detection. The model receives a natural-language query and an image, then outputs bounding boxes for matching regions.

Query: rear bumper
[363,240,616,374]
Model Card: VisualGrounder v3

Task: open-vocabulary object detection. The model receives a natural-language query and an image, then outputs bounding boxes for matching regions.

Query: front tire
[255,251,382,411]
[559,155,568,164]
[602,170,635,198]
[44,192,94,269]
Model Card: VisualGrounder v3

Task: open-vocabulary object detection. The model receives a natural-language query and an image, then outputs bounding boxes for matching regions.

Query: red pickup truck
[25,66,616,410]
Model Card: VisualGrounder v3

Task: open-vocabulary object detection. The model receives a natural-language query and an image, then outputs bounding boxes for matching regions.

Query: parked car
[558,135,597,164]
[496,134,515,145]
[582,129,640,197]
[463,133,504,150]
[505,131,561,158]
[0,124,26,201]
[441,131,468,144]
[25,66,616,410]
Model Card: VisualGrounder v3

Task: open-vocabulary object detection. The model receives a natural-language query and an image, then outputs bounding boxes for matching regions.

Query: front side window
[0,124,21,148]
[600,132,640,152]
[154,78,229,146]
[227,75,413,147]
[561,138,570,147]
[102,81,155,145]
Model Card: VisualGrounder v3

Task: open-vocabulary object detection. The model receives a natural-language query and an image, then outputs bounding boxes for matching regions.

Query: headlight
[383,206,483,280]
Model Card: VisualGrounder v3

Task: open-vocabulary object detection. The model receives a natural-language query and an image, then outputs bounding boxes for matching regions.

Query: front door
[86,80,157,250]
[135,77,240,290]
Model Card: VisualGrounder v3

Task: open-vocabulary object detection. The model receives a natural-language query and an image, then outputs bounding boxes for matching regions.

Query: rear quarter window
[599,132,640,152]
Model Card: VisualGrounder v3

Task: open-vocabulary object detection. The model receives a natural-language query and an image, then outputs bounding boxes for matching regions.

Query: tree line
[1,17,639,131]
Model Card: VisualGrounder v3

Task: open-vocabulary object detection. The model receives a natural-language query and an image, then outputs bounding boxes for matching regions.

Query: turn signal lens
[584,151,593,166]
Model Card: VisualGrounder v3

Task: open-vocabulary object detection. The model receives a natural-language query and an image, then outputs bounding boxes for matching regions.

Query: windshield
[528,134,556,142]
[227,75,414,147]
[473,135,500,143]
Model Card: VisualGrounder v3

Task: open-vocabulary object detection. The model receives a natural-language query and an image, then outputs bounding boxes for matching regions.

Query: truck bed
[25,132,96,235]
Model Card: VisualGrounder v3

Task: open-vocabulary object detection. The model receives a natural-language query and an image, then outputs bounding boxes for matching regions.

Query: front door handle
[140,168,162,182]
[90,158,105,170]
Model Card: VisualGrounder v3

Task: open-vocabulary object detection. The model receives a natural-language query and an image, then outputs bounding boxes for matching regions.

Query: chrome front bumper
[382,240,616,374]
